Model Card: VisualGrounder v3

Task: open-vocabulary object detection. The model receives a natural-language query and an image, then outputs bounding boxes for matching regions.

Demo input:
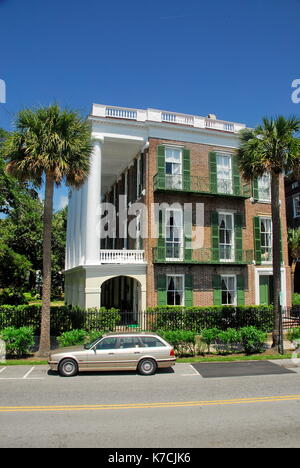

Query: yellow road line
[0,395,300,412]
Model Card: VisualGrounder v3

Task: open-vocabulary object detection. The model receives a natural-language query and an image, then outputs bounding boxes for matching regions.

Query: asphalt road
[0,361,300,448]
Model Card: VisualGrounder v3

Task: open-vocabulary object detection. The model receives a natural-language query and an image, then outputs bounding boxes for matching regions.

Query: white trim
[259,216,273,264]
[166,274,185,306]
[257,173,271,203]
[165,207,184,262]
[254,267,286,306]
[218,211,235,263]
[220,274,237,306]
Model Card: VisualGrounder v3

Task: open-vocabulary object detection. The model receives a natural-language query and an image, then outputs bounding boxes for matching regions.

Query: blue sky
[0,0,299,210]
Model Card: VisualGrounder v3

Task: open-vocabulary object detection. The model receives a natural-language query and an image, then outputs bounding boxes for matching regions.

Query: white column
[74,188,82,266]
[70,189,77,268]
[80,183,88,264]
[85,137,103,265]
[65,190,72,270]
[124,169,128,248]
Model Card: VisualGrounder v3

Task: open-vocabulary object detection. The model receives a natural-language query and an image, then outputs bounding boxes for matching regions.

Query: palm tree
[3,105,92,356]
[288,228,300,296]
[238,116,300,348]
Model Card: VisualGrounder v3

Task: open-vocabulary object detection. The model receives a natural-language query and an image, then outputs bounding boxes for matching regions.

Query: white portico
[64,103,246,311]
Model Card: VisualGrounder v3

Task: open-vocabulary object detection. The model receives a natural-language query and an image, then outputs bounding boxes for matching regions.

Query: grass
[0,359,48,366]
[1,352,293,366]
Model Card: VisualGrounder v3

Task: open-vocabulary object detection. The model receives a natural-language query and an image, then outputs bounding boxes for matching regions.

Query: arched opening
[101,276,141,325]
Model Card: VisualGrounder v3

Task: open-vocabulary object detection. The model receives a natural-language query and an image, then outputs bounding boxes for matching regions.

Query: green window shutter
[253,217,262,265]
[184,207,193,261]
[259,276,269,305]
[157,145,165,189]
[232,154,241,196]
[212,274,222,306]
[157,275,167,306]
[157,209,165,261]
[183,149,191,191]
[237,274,245,306]
[211,211,220,262]
[185,274,193,307]
[209,152,217,194]
[234,213,243,263]
[252,178,259,200]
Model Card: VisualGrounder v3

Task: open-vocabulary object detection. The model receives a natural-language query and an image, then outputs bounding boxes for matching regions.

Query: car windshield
[84,337,103,349]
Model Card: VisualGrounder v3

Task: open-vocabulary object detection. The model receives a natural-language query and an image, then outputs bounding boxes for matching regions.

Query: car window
[118,337,142,349]
[140,337,166,348]
[96,337,118,350]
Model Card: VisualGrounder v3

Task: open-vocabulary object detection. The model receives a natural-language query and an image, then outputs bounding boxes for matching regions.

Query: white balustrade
[100,250,145,264]
[161,112,194,126]
[106,107,137,120]
[91,104,245,133]
[205,119,235,132]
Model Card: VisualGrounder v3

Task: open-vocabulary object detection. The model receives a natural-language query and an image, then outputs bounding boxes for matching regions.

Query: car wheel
[58,359,78,377]
[138,358,157,376]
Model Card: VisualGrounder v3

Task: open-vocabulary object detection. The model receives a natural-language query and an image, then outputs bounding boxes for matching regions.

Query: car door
[115,336,143,369]
[88,336,119,370]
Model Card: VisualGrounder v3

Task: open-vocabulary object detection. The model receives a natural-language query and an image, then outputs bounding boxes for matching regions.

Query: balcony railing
[153,247,254,265]
[153,174,251,198]
[100,250,145,264]
[205,119,234,132]
[92,104,246,134]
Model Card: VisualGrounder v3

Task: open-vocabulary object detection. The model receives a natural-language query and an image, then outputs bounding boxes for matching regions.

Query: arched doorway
[101,276,141,325]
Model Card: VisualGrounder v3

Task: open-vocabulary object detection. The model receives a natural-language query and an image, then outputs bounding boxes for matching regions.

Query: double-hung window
[165,147,182,190]
[167,275,184,306]
[260,217,272,262]
[165,209,183,260]
[258,173,271,202]
[216,153,233,194]
[293,195,300,218]
[219,213,234,261]
[221,275,237,306]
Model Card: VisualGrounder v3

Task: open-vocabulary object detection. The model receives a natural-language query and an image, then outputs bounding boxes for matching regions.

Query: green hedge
[147,305,274,332]
[0,305,121,336]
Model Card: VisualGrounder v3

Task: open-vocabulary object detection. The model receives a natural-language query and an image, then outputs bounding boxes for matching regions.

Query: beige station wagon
[48,332,176,377]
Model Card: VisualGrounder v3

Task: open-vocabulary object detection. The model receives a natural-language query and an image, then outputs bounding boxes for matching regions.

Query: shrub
[292,294,300,306]
[216,328,241,354]
[57,329,105,348]
[157,329,197,356]
[239,327,266,355]
[0,326,34,357]
[200,328,220,353]
[57,329,87,347]
[287,327,300,343]
[85,330,103,344]
[0,289,28,306]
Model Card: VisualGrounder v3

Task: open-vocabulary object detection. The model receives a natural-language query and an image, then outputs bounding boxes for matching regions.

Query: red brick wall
[144,138,291,308]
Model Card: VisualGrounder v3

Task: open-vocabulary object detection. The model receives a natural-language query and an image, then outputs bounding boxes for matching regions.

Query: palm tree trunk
[271,172,282,348]
[37,173,54,357]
